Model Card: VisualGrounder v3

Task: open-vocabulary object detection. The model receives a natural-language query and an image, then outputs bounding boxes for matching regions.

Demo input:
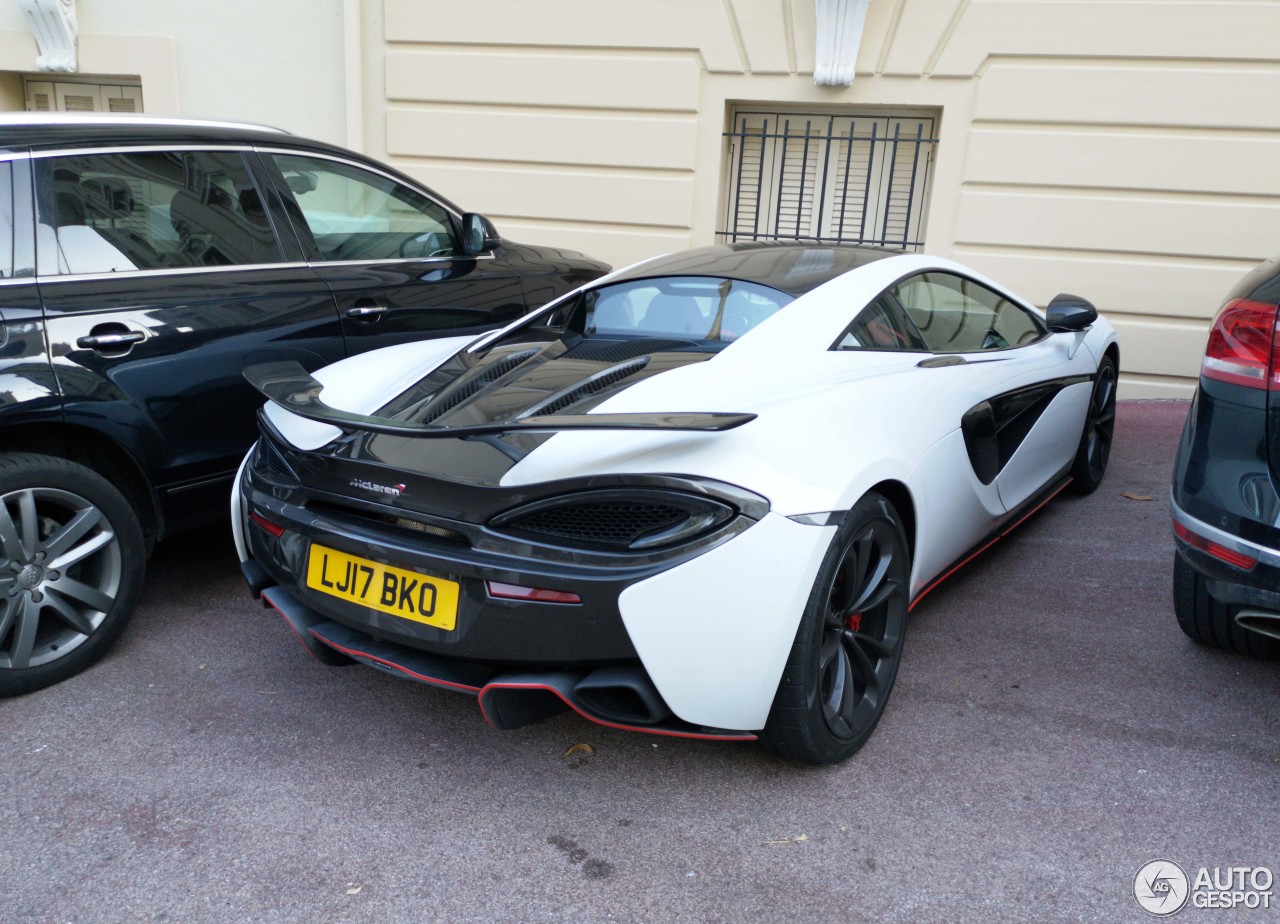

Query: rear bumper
[254,579,757,739]
[238,458,836,734]
[1170,498,1280,611]
[1171,382,1280,610]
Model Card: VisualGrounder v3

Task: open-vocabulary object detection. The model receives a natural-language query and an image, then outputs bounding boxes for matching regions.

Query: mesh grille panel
[564,339,698,363]
[506,501,689,548]
[421,348,539,423]
[258,440,297,480]
[533,360,647,417]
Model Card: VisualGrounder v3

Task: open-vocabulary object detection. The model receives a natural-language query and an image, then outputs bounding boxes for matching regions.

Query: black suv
[1172,255,1280,656]
[0,114,608,695]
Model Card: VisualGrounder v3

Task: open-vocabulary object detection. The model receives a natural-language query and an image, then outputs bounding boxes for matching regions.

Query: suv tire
[1173,553,1280,657]
[0,453,145,695]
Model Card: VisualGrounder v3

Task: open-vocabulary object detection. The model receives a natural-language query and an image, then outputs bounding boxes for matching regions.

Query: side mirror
[1045,293,1097,332]
[461,213,502,255]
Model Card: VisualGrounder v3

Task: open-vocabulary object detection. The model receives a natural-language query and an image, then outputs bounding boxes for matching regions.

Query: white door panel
[909,428,1005,597]
[995,382,1091,509]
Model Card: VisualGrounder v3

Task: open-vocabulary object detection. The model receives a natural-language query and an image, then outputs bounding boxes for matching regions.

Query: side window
[35,150,281,275]
[0,161,13,279]
[891,272,1046,352]
[270,154,457,262]
[835,295,927,351]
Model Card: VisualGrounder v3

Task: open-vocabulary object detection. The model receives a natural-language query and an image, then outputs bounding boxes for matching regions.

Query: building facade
[3,0,1278,397]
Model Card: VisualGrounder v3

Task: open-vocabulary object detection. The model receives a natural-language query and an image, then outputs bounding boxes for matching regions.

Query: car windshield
[564,276,793,347]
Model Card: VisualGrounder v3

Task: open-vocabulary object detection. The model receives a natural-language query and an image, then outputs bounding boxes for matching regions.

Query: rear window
[566,276,793,346]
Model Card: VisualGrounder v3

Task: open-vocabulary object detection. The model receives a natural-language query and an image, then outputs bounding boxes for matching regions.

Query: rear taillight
[1201,298,1280,389]
[1173,520,1257,571]
[485,581,582,605]
[249,511,286,538]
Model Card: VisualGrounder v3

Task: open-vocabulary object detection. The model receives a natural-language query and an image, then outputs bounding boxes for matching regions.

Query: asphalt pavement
[3,400,1277,924]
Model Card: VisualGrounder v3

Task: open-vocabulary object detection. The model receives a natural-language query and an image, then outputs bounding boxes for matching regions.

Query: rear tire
[762,492,910,764]
[0,453,145,696]
[1173,553,1280,657]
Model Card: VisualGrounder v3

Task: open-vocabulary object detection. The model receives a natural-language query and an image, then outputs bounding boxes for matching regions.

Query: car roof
[0,112,294,151]
[607,241,903,297]
[0,112,467,211]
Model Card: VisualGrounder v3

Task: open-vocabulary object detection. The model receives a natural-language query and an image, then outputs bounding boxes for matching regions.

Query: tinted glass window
[892,272,1045,352]
[271,154,457,262]
[0,161,12,280]
[35,150,281,275]
[571,276,793,344]
[835,295,927,351]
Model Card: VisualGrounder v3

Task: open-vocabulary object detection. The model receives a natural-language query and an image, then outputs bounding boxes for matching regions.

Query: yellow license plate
[306,543,459,630]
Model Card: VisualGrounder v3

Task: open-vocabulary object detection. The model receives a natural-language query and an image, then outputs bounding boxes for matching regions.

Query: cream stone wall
[368,0,1280,398]
[0,1,350,144]
[0,2,1271,397]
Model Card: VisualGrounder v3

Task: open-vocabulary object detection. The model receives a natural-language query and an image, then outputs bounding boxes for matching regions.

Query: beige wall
[367,0,1280,398]
[0,2,1271,397]
[0,1,351,145]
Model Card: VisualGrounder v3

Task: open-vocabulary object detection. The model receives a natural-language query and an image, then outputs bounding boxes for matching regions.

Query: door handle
[77,330,145,351]
[346,304,389,321]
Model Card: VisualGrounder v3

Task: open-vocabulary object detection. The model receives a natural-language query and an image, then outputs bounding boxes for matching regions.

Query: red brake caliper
[846,613,862,632]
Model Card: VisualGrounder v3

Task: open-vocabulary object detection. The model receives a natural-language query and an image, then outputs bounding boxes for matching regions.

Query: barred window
[719,108,938,251]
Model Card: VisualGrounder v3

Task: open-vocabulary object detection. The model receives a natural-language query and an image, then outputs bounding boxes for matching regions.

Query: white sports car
[233,243,1118,764]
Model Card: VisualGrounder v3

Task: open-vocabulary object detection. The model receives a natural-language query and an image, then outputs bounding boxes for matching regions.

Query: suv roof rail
[0,112,290,134]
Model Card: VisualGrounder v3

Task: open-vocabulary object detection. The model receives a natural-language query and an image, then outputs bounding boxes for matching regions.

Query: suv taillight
[1202,298,1280,389]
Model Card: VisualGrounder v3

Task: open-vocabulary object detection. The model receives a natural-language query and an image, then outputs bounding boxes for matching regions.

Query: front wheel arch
[1068,351,1118,494]
[0,423,161,542]
[762,491,912,764]
[866,479,916,567]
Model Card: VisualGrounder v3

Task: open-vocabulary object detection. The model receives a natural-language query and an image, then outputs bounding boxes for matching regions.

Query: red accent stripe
[909,537,1000,613]
[477,682,758,742]
[262,593,339,665]
[1000,478,1072,537]
[909,477,1072,613]
[305,632,485,694]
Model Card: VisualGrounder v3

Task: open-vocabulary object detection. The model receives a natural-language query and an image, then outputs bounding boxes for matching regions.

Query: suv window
[891,272,1046,352]
[0,161,13,280]
[34,150,282,275]
[270,154,458,263]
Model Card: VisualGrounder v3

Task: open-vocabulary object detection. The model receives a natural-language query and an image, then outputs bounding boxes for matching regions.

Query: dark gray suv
[0,113,608,695]
[1171,255,1280,656]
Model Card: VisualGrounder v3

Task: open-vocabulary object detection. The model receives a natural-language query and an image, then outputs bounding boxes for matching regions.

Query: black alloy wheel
[763,492,910,764]
[0,453,144,696]
[1069,355,1117,493]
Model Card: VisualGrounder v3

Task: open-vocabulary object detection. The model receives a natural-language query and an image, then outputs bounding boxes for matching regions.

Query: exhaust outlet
[574,667,673,726]
[1235,609,1280,642]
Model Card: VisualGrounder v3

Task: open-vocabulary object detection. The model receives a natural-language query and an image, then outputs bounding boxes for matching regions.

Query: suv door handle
[346,303,388,321]
[77,329,145,351]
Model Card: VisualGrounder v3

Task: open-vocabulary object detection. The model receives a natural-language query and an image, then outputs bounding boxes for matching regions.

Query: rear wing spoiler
[244,362,755,438]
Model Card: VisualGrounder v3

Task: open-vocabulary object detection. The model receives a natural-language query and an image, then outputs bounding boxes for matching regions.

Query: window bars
[719,111,938,251]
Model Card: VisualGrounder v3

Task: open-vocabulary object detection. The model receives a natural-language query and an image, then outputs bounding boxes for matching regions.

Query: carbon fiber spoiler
[244,361,756,437]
